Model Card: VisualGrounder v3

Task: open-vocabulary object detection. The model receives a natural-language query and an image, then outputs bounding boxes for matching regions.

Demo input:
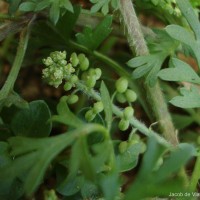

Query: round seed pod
[123,107,134,120]
[118,141,128,154]
[93,101,104,114]
[78,53,86,63]
[70,52,79,67]
[116,93,127,103]
[94,68,102,80]
[80,57,89,71]
[70,75,78,84]
[115,77,128,93]
[64,82,72,91]
[125,89,137,102]
[86,76,96,88]
[118,119,129,131]
[67,94,79,104]
[85,110,96,122]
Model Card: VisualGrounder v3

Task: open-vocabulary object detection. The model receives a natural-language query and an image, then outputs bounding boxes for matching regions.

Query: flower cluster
[42,51,102,91]
[42,51,138,131]
[42,51,69,88]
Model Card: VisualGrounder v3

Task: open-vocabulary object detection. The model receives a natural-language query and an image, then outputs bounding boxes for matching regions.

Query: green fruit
[118,141,128,154]
[125,89,137,102]
[116,93,126,103]
[88,68,95,76]
[67,94,79,104]
[70,75,78,84]
[64,82,72,91]
[70,52,79,67]
[80,57,89,71]
[86,76,96,88]
[123,106,134,120]
[78,53,86,62]
[94,68,102,80]
[118,119,129,131]
[93,101,104,114]
[115,77,128,93]
[85,110,96,121]
[81,72,88,81]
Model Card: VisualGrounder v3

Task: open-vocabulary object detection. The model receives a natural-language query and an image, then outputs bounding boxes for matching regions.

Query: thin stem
[69,40,153,120]
[0,27,30,100]
[119,0,178,146]
[75,81,170,147]
[190,155,200,191]
[0,14,19,21]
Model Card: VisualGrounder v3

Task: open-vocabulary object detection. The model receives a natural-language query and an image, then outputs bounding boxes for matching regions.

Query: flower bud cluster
[42,51,69,88]
[42,51,102,92]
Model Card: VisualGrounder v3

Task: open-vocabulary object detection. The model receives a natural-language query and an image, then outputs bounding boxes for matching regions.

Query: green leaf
[139,136,166,175]
[176,0,200,41]
[49,1,60,24]
[34,0,51,11]
[0,131,75,195]
[51,98,84,128]
[172,114,194,129]
[19,2,36,12]
[91,140,112,172]
[166,25,200,67]
[57,136,96,196]
[11,100,52,137]
[127,53,166,86]
[165,25,195,46]
[56,5,81,42]
[170,86,200,108]
[81,181,100,199]
[125,137,195,200]
[90,0,106,13]
[8,0,22,14]
[0,142,11,169]
[99,171,120,200]
[57,173,84,196]
[158,58,200,84]
[60,0,74,13]
[100,82,112,131]
[116,142,143,172]
[76,16,112,50]
[101,3,109,15]
[156,143,196,182]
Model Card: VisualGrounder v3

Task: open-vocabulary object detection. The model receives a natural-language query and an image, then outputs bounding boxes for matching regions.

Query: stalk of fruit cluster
[119,0,178,146]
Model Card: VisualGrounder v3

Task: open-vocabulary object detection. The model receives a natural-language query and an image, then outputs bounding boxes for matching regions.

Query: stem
[0,14,19,21]
[119,0,178,146]
[0,27,30,100]
[69,40,153,120]
[75,81,170,147]
[190,155,200,191]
